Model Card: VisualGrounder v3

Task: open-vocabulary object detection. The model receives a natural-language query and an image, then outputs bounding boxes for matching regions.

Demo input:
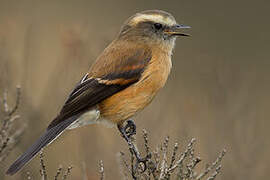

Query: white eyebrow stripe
[131,14,176,26]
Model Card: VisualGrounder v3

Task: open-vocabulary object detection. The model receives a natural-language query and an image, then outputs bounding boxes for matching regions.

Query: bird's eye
[154,23,163,30]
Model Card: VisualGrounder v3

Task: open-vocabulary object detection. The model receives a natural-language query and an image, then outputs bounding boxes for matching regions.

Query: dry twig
[196,149,226,180]
[62,166,73,180]
[116,130,226,180]
[35,151,72,180]
[0,86,26,163]
[99,160,105,180]
[54,165,63,180]
[39,151,48,180]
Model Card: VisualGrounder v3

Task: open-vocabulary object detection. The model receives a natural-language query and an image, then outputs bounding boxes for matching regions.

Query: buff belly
[98,54,171,124]
[69,50,171,128]
[98,74,163,124]
[67,80,162,128]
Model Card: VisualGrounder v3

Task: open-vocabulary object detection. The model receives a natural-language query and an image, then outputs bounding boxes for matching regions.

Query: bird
[6,10,190,175]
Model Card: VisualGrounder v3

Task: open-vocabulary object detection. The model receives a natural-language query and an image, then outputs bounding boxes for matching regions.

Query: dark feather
[6,115,79,175]
[48,48,152,129]
[7,46,152,175]
[48,79,132,129]
[103,68,144,80]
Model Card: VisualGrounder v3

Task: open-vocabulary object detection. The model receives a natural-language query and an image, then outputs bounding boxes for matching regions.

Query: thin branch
[54,165,63,180]
[0,86,26,163]
[26,172,32,180]
[196,149,226,180]
[39,150,47,180]
[0,137,9,155]
[169,142,178,168]
[143,129,150,155]
[3,89,9,113]
[106,130,225,180]
[8,86,21,116]
[62,166,72,180]
[159,136,170,179]
[99,160,105,180]
[168,138,196,173]
[206,165,222,180]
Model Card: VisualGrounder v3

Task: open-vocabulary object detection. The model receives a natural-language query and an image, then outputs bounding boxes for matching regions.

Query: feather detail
[6,115,79,175]
[47,45,152,129]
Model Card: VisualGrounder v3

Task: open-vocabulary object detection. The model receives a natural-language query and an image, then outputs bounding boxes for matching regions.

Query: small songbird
[6,10,190,175]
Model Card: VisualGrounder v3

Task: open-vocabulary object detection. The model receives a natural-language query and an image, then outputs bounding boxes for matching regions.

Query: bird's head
[118,10,190,49]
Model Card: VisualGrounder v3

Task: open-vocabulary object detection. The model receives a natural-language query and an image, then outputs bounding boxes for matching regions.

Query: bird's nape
[6,10,189,176]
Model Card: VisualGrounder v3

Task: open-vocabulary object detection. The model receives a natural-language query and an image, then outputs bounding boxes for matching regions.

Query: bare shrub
[0,86,26,163]
[1,87,225,180]
[115,130,226,180]
[26,151,73,180]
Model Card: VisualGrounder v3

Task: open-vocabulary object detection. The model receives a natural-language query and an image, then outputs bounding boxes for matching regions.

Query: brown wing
[6,44,152,176]
[48,46,152,129]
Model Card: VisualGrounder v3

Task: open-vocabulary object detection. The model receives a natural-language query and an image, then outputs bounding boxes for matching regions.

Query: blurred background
[0,0,269,179]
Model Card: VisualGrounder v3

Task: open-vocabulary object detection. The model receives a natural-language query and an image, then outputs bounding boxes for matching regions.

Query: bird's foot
[124,120,136,138]
[118,120,151,172]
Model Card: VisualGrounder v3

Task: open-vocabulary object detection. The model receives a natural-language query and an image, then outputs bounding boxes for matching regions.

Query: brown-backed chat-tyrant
[7,10,190,175]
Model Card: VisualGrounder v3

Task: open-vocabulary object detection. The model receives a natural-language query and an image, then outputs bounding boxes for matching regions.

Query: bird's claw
[124,120,136,138]
[118,119,151,172]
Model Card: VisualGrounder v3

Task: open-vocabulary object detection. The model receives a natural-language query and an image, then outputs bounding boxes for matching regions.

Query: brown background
[0,0,269,179]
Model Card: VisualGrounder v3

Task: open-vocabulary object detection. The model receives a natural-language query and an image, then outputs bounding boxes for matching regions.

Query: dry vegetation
[0,89,226,180]
[21,132,226,180]
[0,86,26,164]
[26,151,73,180]
[0,87,73,180]
[0,1,269,179]
[110,130,225,180]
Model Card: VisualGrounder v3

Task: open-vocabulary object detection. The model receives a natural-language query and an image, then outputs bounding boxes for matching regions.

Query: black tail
[6,116,77,175]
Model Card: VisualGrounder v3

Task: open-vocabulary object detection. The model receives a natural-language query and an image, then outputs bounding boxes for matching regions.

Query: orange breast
[98,49,172,124]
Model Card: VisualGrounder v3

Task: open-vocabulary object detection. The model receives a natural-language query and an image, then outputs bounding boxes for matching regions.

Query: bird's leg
[118,120,151,172]
[124,120,136,138]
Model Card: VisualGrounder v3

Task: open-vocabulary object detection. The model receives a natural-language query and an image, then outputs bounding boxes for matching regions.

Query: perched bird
[6,10,190,175]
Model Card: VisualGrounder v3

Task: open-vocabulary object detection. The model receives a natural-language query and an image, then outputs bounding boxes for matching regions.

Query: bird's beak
[165,24,191,37]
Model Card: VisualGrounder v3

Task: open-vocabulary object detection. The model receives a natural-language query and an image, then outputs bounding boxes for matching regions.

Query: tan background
[0,0,269,179]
